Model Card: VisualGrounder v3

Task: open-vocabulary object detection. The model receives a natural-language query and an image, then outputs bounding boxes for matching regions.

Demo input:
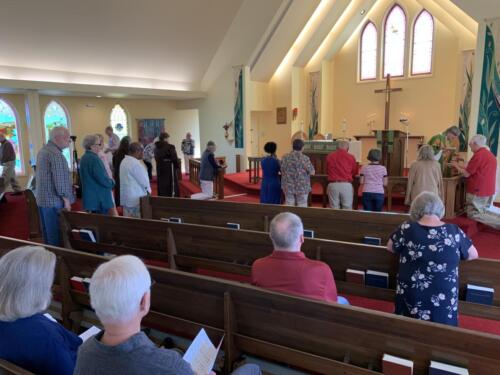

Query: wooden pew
[0,360,34,375]
[140,196,408,243]
[1,236,499,375]
[23,189,43,242]
[61,211,500,322]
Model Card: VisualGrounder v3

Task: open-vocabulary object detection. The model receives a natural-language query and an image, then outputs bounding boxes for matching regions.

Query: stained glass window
[360,22,378,81]
[44,100,71,167]
[0,99,23,174]
[412,10,434,75]
[110,104,128,140]
[383,4,407,78]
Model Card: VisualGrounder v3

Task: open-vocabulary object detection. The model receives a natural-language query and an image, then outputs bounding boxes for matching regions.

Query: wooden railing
[188,157,226,199]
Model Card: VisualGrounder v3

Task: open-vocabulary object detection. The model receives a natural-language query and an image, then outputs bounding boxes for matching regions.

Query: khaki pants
[327,182,353,209]
[191,180,214,200]
[183,154,193,174]
[466,193,500,230]
[0,161,21,194]
[284,193,308,207]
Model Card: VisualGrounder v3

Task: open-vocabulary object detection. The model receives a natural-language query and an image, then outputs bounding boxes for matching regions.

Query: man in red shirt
[326,140,358,209]
[251,212,348,304]
[451,134,499,229]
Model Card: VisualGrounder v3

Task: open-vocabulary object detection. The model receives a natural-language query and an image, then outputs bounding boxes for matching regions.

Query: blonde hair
[0,246,56,321]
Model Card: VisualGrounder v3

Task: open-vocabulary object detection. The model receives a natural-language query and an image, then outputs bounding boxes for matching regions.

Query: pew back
[1,236,499,375]
[140,196,409,243]
[0,360,34,375]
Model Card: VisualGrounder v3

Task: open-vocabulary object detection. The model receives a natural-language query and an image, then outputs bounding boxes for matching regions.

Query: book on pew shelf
[160,218,170,222]
[363,236,381,246]
[365,270,389,289]
[82,278,91,292]
[303,229,315,238]
[79,326,101,343]
[43,313,58,323]
[226,222,240,229]
[429,361,469,375]
[346,269,365,284]
[183,329,224,375]
[71,229,82,240]
[465,284,494,305]
[70,276,87,292]
[79,229,96,243]
[169,217,182,223]
[382,354,413,375]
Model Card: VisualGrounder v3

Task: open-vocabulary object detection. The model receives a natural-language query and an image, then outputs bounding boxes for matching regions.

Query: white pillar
[24,91,44,166]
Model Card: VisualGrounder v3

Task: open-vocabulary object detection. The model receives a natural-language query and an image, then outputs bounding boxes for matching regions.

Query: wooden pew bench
[0,360,35,375]
[140,196,409,243]
[61,211,500,322]
[1,235,500,375]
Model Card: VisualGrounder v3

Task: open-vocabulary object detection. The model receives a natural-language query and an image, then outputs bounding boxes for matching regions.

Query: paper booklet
[79,326,101,342]
[183,329,224,375]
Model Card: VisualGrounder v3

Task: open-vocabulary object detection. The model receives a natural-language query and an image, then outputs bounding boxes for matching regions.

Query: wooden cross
[374,75,402,131]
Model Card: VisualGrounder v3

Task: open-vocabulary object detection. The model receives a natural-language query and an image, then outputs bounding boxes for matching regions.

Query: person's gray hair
[470,134,487,147]
[82,134,99,150]
[445,126,461,137]
[338,140,349,149]
[49,126,69,141]
[90,255,151,324]
[0,246,56,321]
[417,144,435,161]
[269,212,304,250]
[409,191,445,221]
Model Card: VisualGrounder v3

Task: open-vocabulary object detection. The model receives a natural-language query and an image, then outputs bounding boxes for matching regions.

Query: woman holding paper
[0,246,82,375]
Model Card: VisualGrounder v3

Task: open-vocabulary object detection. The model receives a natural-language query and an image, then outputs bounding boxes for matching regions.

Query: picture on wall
[276,107,287,124]
[138,119,165,146]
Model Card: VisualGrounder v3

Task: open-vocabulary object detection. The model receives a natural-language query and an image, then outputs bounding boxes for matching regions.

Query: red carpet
[1,184,499,336]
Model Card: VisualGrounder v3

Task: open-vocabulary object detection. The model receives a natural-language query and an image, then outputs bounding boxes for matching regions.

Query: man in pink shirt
[251,212,348,304]
[451,134,499,229]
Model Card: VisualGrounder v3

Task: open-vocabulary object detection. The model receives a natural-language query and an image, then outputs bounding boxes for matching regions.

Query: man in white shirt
[119,142,151,218]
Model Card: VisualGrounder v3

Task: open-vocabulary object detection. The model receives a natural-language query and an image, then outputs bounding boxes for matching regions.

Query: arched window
[411,10,434,75]
[360,22,378,81]
[110,104,128,140]
[383,4,407,78]
[44,100,71,167]
[0,99,23,174]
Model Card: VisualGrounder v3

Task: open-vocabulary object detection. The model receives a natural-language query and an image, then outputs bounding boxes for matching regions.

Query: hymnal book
[82,277,91,292]
[226,222,240,229]
[365,270,389,289]
[346,269,365,285]
[79,229,96,243]
[429,361,469,375]
[382,354,413,375]
[70,276,86,292]
[169,217,182,223]
[79,326,101,343]
[303,229,315,238]
[363,236,381,246]
[465,284,494,305]
[71,229,82,240]
[183,329,223,375]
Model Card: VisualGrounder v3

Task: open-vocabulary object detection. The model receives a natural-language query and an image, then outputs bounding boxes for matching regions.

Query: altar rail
[188,157,226,199]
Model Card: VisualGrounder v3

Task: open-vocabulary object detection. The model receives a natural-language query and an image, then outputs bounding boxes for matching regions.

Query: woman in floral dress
[387,191,478,326]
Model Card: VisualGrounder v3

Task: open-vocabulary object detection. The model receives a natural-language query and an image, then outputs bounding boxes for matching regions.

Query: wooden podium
[375,130,406,176]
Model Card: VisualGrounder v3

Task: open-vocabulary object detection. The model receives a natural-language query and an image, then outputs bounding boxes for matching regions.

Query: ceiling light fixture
[360,9,366,15]
[96,95,102,98]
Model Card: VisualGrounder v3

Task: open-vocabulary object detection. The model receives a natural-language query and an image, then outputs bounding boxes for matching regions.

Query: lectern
[375,130,406,176]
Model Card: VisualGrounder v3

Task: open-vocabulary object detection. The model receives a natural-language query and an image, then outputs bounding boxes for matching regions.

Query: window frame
[382,3,408,79]
[410,9,435,77]
[109,103,130,140]
[0,97,25,175]
[359,21,379,82]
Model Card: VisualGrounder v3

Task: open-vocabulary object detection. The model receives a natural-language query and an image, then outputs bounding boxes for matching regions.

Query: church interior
[0,0,500,374]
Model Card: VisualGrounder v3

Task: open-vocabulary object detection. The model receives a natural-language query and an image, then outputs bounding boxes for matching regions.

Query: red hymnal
[346,269,365,284]
[382,354,413,375]
[70,276,86,293]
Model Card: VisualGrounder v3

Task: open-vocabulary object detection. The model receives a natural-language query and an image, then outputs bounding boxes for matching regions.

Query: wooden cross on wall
[374,75,403,131]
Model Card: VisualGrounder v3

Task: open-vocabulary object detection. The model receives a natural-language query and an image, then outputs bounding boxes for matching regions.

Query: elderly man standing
[281,139,315,207]
[181,132,195,174]
[252,212,348,304]
[120,142,151,218]
[0,133,22,199]
[35,126,74,246]
[326,140,358,209]
[74,255,261,375]
[451,134,500,229]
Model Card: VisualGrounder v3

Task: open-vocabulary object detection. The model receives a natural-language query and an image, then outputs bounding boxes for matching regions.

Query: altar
[302,140,361,174]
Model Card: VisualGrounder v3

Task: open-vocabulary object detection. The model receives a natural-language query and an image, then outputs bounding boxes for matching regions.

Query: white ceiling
[0,0,282,97]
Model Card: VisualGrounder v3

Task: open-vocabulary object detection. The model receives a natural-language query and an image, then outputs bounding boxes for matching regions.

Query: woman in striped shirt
[359,149,387,212]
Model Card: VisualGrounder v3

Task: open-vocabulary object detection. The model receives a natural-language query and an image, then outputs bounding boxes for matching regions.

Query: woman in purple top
[359,149,387,212]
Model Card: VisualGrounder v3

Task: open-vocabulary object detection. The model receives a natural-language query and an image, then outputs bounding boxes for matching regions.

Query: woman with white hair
[79,134,115,214]
[405,144,443,206]
[387,192,478,326]
[75,255,261,375]
[0,246,82,374]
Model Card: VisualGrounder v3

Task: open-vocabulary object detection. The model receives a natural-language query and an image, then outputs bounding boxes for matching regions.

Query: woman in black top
[112,136,130,206]
[154,133,180,197]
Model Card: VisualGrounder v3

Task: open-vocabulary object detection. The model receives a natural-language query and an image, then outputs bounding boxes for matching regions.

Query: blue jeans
[362,192,384,212]
[337,296,350,305]
[39,203,63,247]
